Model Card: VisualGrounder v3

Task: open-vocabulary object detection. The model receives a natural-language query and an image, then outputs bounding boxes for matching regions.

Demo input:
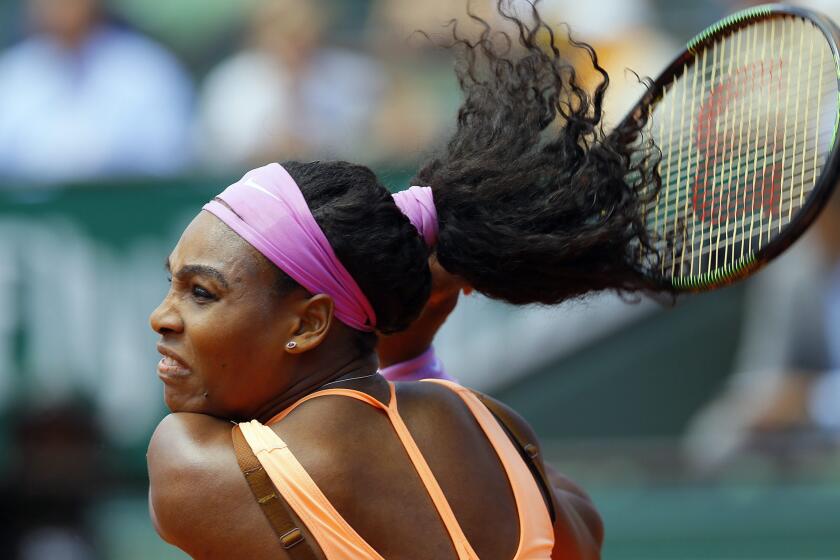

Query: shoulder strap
[266,386,389,425]
[468,390,557,523]
[231,424,319,559]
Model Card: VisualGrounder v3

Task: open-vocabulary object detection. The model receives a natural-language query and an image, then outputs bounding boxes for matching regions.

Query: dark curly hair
[274,0,664,353]
[280,161,432,352]
[417,0,664,304]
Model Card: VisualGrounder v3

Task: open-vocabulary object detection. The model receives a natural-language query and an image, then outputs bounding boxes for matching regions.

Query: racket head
[618,4,840,292]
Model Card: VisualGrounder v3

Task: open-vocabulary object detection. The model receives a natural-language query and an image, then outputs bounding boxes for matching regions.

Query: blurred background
[0,0,839,558]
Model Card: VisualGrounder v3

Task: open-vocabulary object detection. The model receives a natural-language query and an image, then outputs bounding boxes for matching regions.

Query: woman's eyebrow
[165,258,229,289]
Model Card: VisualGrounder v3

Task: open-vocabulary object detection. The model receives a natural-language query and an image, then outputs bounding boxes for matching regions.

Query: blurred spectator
[366,0,495,42]
[684,189,840,473]
[0,0,194,184]
[197,0,386,169]
[365,0,679,168]
[363,57,458,168]
[0,401,105,559]
[106,0,252,71]
[518,0,679,126]
[362,0,471,168]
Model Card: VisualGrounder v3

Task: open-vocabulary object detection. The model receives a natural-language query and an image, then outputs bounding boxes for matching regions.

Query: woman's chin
[163,386,209,414]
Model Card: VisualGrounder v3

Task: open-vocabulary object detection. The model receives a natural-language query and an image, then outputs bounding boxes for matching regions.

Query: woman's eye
[166,275,172,283]
[192,285,215,301]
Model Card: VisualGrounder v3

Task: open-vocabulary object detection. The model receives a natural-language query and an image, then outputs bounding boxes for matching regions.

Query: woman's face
[149,211,299,419]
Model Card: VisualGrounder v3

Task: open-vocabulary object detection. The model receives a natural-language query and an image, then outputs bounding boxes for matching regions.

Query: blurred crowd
[0,0,459,184]
[0,0,681,185]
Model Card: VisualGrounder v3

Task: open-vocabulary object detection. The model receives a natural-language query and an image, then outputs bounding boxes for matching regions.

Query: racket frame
[618,4,840,292]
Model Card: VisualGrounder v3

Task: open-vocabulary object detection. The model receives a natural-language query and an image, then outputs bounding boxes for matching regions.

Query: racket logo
[692,58,783,226]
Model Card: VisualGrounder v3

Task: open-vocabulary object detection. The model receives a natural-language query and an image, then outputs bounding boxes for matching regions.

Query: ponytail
[416,0,664,305]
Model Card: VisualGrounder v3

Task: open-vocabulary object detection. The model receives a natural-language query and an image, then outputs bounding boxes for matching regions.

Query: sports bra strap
[266,386,390,425]
[422,380,556,523]
[383,393,478,558]
[231,424,318,558]
[266,382,478,559]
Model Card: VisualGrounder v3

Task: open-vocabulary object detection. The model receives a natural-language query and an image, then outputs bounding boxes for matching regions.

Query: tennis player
[146,3,662,559]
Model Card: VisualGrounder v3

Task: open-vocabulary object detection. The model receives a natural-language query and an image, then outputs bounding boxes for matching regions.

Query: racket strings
[644,15,837,283]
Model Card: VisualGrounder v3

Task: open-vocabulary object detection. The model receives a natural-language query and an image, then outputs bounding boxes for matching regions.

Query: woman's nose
[150,295,184,335]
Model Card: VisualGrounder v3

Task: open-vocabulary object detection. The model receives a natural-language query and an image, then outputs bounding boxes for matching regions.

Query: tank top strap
[265,381,479,559]
[380,389,480,559]
[238,420,385,559]
[421,378,555,558]
[266,386,390,425]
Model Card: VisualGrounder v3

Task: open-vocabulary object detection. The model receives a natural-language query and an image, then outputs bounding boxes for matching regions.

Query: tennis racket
[616,4,840,291]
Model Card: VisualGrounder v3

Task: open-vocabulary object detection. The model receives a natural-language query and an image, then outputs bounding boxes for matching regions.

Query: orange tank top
[238,379,555,559]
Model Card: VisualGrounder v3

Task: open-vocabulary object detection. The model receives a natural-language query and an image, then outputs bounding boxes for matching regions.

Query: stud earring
[286,341,297,350]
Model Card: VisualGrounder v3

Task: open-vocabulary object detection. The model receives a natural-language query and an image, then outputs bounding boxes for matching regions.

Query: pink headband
[202,163,377,332]
[392,186,438,247]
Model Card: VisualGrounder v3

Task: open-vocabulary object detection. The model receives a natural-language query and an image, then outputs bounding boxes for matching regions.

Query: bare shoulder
[468,391,604,559]
[148,412,232,469]
[147,413,292,559]
[469,391,540,441]
[147,413,234,512]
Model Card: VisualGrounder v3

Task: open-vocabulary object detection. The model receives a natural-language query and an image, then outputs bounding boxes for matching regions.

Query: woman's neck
[252,353,380,423]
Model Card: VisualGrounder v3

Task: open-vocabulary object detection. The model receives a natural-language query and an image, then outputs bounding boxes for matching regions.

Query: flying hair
[415,0,665,304]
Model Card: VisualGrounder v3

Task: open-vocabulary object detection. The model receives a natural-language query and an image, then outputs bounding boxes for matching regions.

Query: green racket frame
[616,4,840,292]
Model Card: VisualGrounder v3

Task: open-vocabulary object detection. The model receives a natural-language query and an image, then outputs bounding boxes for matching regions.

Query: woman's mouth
[157,355,191,378]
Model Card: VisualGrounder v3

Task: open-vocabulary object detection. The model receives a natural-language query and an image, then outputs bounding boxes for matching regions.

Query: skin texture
[147,211,602,559]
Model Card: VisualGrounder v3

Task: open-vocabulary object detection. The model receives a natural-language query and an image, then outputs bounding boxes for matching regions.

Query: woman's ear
[285,294,334,353]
